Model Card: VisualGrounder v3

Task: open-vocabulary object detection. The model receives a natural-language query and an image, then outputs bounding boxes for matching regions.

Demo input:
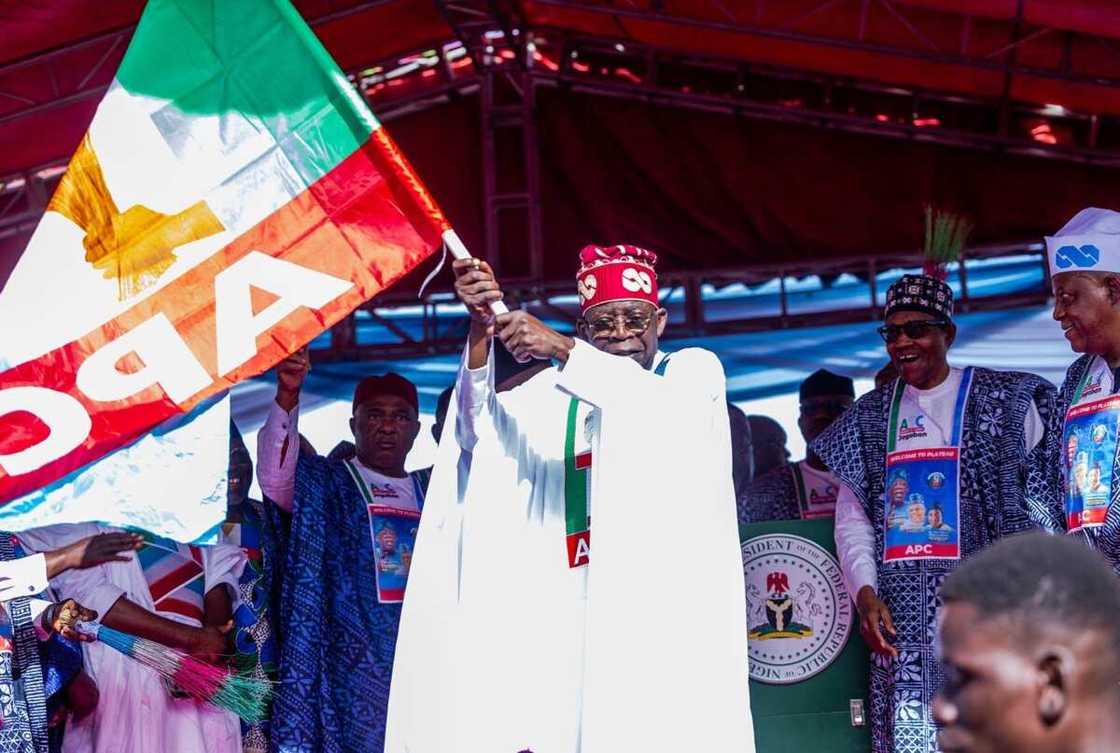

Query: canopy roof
[6,0,1120,177]
[4,0,1120,294]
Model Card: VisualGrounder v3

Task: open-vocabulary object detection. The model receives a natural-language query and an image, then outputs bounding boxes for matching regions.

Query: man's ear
[1038,649,1071,727]
[655,307,668,338]
[944,322,958,349]
[1104,275,1120,306]
[575,317,590,342]
[349,415,357,440]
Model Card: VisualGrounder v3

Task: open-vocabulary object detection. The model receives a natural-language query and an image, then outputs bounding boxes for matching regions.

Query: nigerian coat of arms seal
[742,533,853,685]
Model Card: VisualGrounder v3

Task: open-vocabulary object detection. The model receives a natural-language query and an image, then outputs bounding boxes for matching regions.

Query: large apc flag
[0,0,448,541]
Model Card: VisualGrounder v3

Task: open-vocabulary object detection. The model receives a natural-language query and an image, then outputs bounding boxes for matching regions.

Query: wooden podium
[741,518,871,753]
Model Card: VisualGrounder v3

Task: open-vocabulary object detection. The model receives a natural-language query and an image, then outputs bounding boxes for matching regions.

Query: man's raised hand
[453,258,503,332]
[276,346,311,412]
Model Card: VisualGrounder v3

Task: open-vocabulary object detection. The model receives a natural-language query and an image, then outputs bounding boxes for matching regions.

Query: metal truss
[529,0,1120,90]
[315,239,1051,361]
[436,0,546,279]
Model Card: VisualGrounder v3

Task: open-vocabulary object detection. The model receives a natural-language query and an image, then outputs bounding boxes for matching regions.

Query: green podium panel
[741,518,870,753]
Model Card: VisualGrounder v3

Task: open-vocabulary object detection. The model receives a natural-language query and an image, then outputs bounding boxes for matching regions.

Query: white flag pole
[442,229,510,315]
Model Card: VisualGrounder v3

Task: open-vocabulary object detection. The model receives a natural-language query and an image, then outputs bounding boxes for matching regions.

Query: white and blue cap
[1046,207,1120,278]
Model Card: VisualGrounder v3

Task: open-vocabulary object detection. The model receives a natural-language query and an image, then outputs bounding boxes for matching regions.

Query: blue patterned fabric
[270,457,429,753]
[0,536,81,753]
[1058,355,1120,571]
[737,466,799,524]
[227,496,286,753]
[813,369,1062,753]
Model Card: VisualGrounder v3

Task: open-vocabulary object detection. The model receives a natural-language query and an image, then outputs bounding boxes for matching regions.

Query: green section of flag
[117,0,376,185]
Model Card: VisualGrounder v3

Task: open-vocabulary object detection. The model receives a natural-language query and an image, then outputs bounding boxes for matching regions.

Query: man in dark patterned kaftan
[739,369,854,523]
[1048,208,1120,573]
[813,274,1063,753]
[257,355,430,753]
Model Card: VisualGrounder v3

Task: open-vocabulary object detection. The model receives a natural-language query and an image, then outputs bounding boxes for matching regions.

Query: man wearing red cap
[387,246,753,753]
[255,360,429,753]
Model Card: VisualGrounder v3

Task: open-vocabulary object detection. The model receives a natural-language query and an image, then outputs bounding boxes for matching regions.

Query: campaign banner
[369,505,423,604]
[883,447,960,562]
[1063,395,1120,532]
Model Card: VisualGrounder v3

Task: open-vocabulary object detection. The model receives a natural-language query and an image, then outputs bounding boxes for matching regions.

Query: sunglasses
[876,318,950,344]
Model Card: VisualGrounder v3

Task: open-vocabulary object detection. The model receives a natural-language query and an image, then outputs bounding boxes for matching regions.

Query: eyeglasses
[876,319,950,344]
[584,311,655,339]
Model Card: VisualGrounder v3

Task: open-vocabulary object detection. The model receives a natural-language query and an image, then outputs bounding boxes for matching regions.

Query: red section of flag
[367,127,450,243]
[0,134,442,506]
[574,451,592,470]
[0,411,52,456]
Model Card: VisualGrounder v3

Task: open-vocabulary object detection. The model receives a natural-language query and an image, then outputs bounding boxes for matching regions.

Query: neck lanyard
[344,460,425,511]
[886,367,973,453]
[1072,357,1103,404]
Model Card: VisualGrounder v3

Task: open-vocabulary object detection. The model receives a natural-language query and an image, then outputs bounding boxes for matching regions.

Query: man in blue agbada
[256,351,429,753]
[813,274,1063,753]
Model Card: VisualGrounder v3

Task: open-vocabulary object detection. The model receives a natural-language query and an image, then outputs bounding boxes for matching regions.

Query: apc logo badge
[1054,244,1101,270]
[742,534,853,685]
[899,415,927,440]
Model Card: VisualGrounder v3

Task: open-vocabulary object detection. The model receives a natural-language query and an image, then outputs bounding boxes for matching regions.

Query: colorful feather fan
[77,622,271,723]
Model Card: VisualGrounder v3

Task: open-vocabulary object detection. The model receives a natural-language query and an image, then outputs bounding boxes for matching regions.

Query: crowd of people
[1,206,1119,753]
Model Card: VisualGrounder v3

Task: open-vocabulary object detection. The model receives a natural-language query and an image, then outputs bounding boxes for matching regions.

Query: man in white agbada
[20,524,245,753]
[387,244,754,753]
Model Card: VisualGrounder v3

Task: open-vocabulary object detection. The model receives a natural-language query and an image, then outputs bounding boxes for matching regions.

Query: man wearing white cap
[1048,207,1120,570]
[386,245,753,753]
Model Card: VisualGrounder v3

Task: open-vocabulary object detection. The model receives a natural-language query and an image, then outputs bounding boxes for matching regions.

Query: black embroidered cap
[884,274,953,320]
